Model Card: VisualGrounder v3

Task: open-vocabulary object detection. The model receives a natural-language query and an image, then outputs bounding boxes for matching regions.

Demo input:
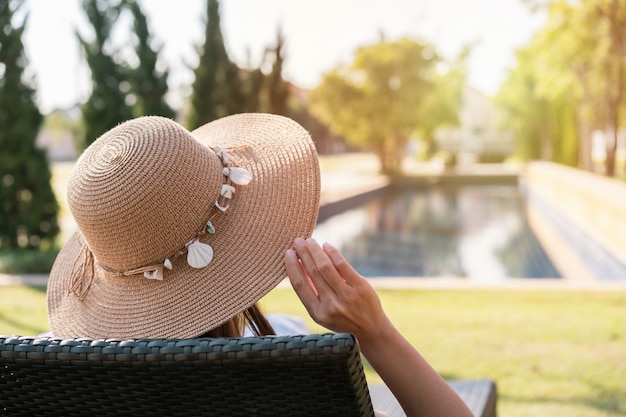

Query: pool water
[313,184,560,281]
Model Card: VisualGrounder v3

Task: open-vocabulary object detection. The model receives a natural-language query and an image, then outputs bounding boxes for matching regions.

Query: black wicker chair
[0,333,497,417]
[0,333,374,417]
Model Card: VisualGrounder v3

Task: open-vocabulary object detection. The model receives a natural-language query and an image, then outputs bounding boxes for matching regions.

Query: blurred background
[1,1,626,416]
[3,0,626,278]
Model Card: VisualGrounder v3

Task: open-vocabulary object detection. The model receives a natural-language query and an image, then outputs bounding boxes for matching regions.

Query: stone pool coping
[3,273,626,290]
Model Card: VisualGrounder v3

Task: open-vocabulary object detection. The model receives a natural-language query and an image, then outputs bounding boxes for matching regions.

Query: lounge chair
[0,333,496,416]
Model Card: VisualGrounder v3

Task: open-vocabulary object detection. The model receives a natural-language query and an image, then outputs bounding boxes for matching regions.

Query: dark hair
[199,303,275,337]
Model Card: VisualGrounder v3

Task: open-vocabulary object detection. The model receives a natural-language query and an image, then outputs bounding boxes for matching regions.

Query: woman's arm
[284,237,473,417]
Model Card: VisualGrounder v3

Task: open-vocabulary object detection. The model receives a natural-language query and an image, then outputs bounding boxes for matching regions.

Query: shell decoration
[215,201,229,212]
[144,267,164,280]
[221,184,236,199]
[215,147,228,162]
[164,258,173,270]
[187,239,214,268]
[137,150,253,281]
[223,166,253,185]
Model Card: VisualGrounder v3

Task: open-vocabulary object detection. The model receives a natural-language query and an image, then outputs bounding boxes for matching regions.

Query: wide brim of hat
[47,114,320,339]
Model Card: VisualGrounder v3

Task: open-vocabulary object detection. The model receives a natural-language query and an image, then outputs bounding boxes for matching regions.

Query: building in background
[435,86,513,164]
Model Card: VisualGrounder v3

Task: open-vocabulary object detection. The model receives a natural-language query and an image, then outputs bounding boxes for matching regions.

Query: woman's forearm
[285,238,474,417]
[357,321,473,417]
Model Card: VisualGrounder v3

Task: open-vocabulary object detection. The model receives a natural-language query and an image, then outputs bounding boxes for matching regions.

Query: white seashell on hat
[224,166,253,185]
[187,240,214,269]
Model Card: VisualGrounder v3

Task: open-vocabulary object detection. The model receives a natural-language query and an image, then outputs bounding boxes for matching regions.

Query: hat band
[67,147,253,300]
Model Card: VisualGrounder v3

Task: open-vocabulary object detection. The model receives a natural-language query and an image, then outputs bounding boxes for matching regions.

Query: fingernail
[305,237,317,245]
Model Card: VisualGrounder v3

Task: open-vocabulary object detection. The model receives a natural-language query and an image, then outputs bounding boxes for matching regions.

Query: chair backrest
[0,333,374,417]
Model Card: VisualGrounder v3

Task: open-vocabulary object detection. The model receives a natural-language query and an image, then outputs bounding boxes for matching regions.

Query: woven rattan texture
[0,333,374,417]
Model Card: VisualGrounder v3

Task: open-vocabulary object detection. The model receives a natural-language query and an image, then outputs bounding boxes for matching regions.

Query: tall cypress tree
[0,0,59,250]
[267,26,289,116]
[240,63,265,113]
[126,0,174,118]
[78,0,133,147]
[188,0,242,128]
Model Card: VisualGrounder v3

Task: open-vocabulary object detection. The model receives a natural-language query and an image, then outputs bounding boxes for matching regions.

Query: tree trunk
[374,142,391,175]
[605,126,618,176]
[577,117,593,171]
[571,62,594,171]
[602,0,624,177]
[376,133,407,176]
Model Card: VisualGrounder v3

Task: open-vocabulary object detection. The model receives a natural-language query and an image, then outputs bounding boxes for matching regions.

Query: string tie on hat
[67,146,252,299]
[67,236,96,300]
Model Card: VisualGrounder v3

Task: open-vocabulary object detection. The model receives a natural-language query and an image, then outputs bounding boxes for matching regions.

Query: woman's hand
[284,237,391,342]
[285,238,475,417]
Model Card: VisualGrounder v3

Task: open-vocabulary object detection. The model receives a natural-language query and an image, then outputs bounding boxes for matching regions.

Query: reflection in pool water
[313,185,560,281]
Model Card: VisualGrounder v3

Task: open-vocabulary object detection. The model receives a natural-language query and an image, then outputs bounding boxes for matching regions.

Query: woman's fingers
[292,238,335,295]
[302,238,349,294]
[287,239,396,357]
[284,248,320,315]
[322,242,362,286]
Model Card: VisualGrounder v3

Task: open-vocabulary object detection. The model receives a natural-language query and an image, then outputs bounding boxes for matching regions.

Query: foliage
[589,0,626,176]
[0,0,59,250]
[187,0,293,128]
[494,45,579,166]
[187,0,244,129]
[78,0,175,144]
[417,46,467,150]
[0,248,59,274]
[309,37,465,175]
[265,26,289,116]
[239,64,265,114]
[77,0,133,148]
[126,0,175,119]
[497,0,626,176]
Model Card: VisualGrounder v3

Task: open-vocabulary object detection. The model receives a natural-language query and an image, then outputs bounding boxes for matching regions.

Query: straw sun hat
[47,114,321,339]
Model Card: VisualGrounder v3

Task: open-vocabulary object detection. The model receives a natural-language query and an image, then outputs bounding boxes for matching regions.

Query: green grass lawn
[2,286,624,417]
[0,286,49,336]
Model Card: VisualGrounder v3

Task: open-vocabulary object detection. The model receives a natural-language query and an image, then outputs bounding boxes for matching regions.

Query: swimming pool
[313,184,561,281]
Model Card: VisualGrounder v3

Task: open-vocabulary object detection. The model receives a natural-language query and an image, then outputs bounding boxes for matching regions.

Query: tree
[266,26,289,116]
[239,53,265,113]
[310,37,464,175]
[0,0,59,250]
[532,1,598,169]
[126,0,175,118]
[417,47,468,155]
[187,0,243,128]
[78,0,133,147]
[496,0,626,174]
[494,44,580,166]
[540,0,626,174]
[236,26,290,116]
[594,0,626,176]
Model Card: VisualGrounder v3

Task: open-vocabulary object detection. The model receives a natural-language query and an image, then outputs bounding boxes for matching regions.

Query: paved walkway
[0,273,50,286]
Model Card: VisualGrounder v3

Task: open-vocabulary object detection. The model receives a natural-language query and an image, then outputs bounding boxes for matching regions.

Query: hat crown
[68,117,222,271]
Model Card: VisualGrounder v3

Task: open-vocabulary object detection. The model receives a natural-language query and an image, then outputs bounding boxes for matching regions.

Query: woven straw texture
[0,333,374,417]
[47,114,321,339]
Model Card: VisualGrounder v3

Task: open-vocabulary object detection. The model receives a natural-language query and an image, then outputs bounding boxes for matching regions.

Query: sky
[21,0,547,114]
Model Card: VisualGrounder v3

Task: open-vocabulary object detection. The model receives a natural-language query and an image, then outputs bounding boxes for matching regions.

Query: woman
[47,114,472,417]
